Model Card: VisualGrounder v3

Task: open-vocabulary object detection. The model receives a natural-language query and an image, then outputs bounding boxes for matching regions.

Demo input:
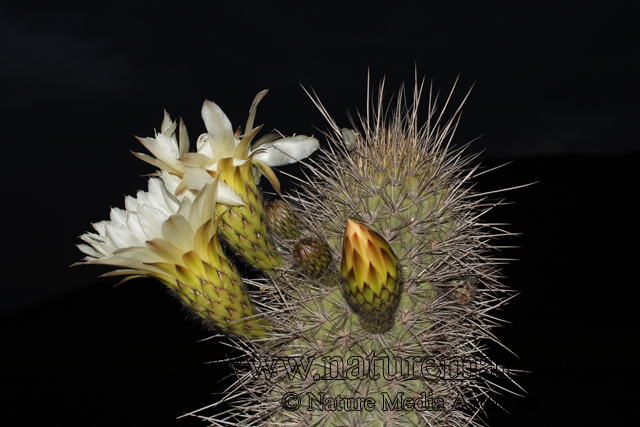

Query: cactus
[77,78,519,426]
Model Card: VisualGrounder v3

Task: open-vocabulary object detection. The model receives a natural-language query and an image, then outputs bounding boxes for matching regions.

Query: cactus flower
[76,173,267,338]
[133,90,319,195]
[132,91,319,272]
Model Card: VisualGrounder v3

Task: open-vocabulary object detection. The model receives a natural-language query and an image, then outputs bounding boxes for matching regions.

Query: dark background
[1,0,637,425]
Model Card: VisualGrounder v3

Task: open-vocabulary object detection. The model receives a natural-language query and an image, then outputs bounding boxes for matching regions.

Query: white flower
[76,172,267,338]
[76,171,235,280]
[132,90,319,195]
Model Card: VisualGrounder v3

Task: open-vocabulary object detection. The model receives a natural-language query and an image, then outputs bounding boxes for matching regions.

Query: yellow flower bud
[340,219,401,333]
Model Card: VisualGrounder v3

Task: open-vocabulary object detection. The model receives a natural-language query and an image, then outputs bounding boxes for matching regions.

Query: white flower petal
[137,178,178,216]
[189,179,218,227]
[93,254,156,272]
[216,181,245,207]
[138,183,165,215]
[179,152,215,169]
[160,110,173,134]
[176,197,193,220]
[124,195,138,212]
[196,133,213,158]
[104,222,143,249]
[125,212,146,244]
[201,100,237,159]
[136,204,168,240]
[160,113,179,149]
[204,158,247,174]
[183,167,214,191]
[109,207,128,226]
[251,135,319,167]
[114,246,164,264]
[155,133,180,159]
[77,243,101,259]
[157,177,181,213]
[161,215,195,253]
[136,136,182,172]
[158,171,179,197]
[111,248,164,269]
[145,179,167,206]
[90,221,107,237]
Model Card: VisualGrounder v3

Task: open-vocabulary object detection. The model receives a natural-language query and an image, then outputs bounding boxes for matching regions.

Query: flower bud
[340,219,401,333]
[265,200,301,239]
[341,128,357,151]
[293,237,332,277]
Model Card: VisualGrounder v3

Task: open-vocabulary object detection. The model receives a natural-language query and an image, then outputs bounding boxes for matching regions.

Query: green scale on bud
[340,218,401,333]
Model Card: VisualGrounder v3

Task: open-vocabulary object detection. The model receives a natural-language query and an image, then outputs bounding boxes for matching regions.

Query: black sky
[3,1,638,155]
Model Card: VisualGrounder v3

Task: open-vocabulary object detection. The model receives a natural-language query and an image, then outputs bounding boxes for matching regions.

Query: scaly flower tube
[76,172,267,338]
[132,91,319,271]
